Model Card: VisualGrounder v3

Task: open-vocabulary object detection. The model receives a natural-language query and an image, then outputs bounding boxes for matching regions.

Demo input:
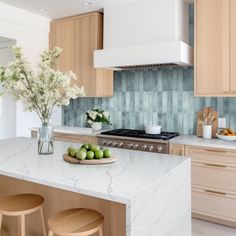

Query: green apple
[70,148,78,157]
[81,144,90,150]
[80,148,87,153]
[90,145,100,152]
[95,150,104,159]
[86,151,95,160]
[76,150,87,160]
[67,146,73,155]
[103,149,112,158]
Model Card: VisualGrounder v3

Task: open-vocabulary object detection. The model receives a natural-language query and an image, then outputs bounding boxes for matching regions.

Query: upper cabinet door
[195,0,230,96]
[50,19,75,73]
[230,0,236,94]
[75,15,96,97]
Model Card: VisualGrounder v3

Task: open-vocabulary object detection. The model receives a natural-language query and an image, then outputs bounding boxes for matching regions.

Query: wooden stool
[48,208,104,236]
[0,193,47,236]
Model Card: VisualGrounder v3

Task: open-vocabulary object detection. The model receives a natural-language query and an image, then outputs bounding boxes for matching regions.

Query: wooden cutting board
[197,107,218,138]
[63,154,117,165]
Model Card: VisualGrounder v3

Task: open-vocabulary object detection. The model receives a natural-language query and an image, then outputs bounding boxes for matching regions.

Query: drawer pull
[205,163,227,168]
[204,149,227,154]
[205,190,226,196]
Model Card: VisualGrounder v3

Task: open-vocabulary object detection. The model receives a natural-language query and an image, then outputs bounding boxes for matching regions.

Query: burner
[101,129,179,140]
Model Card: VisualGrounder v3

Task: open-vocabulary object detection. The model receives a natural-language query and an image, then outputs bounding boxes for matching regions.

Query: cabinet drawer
[192,188,236,221]
[186,146,236,167]
[54,133,87,143]
[192,162,236,193]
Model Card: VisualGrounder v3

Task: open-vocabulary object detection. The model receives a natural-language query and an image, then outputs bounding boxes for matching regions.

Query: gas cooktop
[101,129,179,141]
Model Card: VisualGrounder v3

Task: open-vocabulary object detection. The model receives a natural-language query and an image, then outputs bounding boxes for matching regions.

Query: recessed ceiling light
[39,8,47,12]
[83,1,92,7]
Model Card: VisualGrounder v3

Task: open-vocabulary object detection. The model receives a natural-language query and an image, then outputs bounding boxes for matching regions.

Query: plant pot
[38,123,54,155]
[92,122,102,131]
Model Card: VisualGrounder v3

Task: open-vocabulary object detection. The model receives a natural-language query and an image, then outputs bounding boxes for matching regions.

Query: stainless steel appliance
[98,129,179,154]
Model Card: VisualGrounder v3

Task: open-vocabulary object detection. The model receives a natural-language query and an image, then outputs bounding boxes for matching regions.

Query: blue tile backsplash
[63,4,236,134]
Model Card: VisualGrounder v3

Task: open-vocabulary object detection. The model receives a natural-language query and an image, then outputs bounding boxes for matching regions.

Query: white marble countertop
[0,137,188,204]
[170,135,236,150]
[31,126,103,136]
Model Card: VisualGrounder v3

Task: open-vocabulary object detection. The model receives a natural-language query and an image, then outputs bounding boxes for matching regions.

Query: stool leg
[0,214,2,236]
[39,207,47,236]
[98,226,103,236]
[19,215,25,236]
[48,230,53,236]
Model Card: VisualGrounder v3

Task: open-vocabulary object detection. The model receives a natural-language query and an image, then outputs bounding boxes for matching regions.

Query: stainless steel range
[98,129,179,154]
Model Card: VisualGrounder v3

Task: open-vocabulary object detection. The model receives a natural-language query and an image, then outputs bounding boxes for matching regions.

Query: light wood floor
[192,219,236,236]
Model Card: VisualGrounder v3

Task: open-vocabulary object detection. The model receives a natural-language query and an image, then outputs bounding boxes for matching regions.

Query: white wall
[0,39,16,139]
[0,3,62,137]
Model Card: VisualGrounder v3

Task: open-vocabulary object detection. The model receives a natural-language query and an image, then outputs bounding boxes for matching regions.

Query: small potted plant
[86,108,111,131]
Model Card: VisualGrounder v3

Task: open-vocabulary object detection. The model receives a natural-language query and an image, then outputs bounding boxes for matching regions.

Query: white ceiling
[0,0,135,19]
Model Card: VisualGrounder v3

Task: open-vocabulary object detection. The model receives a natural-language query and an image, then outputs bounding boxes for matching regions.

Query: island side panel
[0,175,126,236]
[129,159,191,236]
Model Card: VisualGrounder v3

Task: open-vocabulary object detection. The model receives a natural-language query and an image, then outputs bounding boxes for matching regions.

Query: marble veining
[0,138,191,236]
[170,135,236,150]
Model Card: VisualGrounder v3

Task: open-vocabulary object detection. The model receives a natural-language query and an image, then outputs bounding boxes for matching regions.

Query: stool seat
[0,193,47,236]
[48,208,104,236]
[0,194,44,216]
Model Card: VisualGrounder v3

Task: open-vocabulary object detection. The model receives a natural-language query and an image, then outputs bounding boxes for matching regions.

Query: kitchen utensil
[145,125,162,135]
[197,107,218,137]
[203,125,212,139]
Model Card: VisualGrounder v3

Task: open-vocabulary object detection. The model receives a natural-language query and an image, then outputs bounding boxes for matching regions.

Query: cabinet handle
[205,189,226,196]
[205,163,227,168]
[231,91,236,94]
[204,149,227,153]
[224,91,229,94]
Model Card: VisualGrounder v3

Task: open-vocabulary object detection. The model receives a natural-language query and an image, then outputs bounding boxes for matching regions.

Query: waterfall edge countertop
[0,137,191,236]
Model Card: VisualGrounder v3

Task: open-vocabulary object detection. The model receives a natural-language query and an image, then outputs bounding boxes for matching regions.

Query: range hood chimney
[94,0,193,70]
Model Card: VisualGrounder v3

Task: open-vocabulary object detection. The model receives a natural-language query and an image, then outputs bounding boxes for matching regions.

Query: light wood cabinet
[169,144,185,156]
[50,12,113,97]
[31,130,98,145]
[230,0,236,94]
[186,145,236,226]
[50,19,75,73]
[195,0,230,96]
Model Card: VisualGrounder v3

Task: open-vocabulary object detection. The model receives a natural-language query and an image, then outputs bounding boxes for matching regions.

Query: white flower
[0,46,85,122]
[103,112,109,119]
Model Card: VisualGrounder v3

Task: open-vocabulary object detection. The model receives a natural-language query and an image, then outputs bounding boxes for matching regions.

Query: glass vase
[38,122,54,155]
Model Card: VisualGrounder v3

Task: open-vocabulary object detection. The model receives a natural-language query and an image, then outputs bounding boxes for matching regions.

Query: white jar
[203,125,212,139]
[92,122,102,131]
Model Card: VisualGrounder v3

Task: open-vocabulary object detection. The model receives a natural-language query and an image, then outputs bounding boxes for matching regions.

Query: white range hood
[94,0,193,70]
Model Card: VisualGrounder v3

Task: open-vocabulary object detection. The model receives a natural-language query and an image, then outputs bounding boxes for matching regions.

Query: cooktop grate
[101,129,179,140]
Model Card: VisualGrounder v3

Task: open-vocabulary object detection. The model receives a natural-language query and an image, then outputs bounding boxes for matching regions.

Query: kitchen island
[0,138,191,236]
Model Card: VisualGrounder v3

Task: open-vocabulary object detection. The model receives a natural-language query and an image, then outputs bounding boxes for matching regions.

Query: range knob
[102,141,107,146]
[127,143,133,149]
[141,144,147,151]
[148,145,154,151]
[112,142,118,147]
[156,146,163,153]
[118,142,124,148]
[133,144,139,149]
[107,141,113,146]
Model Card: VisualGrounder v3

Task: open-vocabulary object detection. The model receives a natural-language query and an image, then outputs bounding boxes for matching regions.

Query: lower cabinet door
[192,187,236,222]
[192,162,236,193]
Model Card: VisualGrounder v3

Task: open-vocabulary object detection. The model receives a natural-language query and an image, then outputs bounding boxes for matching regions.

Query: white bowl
[216,133,236,141]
